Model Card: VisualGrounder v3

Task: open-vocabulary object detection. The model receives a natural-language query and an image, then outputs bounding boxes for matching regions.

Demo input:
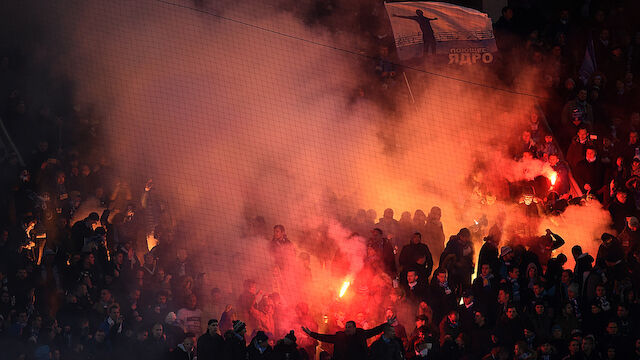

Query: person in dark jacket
[197,319,225,360]
[142,323,169,360]
[573,148,605,197]
[273,331,302,360]
[608,190,635,233]
[439,228,474,290]
[596,233,625,269]
[399,232,433,278]
[71,212,99,253]
[531,230,565,267]
[368,228,397,277]
[224,320,248,360]
[401,269,428,305]
[427,268,458,325]
[168,333,196,360]
[301,317,395,360]
[477,235,499,277]
[494,304,525,351]
[247,331,273,360]
[369,324,405,360]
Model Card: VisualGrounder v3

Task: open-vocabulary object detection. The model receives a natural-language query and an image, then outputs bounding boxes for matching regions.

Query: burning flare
[339,280,351,298]
[548,171,557,186]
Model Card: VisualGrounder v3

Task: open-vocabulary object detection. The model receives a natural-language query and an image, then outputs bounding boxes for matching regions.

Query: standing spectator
[197,319,224,360]
[247,331,273,360]
[142,323,169,359]
[301,317,394,360]
[423,207,445,265]
[168,332,196,360]
[440,228,474,290]
[376,209,400,248]
[176,293,203,335]
[427,269,457,325]
[574,148,605,197]
[399,232,433,278]
[71,212,99,254]
[566,127,594,170]
[272,331,302,360]
[224,320,248,360]
[369,324,404,360]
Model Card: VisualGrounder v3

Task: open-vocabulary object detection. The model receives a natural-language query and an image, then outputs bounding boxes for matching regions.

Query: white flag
[386,1,497,63]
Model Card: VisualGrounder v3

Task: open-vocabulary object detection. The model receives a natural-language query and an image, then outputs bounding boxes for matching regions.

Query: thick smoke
[18,0,616,329]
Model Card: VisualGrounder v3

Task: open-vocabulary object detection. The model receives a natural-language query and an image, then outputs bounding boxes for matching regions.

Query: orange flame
[548,171,557,186]
[339,281,351,298]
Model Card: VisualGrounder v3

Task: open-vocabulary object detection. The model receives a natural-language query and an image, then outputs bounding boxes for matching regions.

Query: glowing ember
[339,281,351,298]
[548,171,557,186]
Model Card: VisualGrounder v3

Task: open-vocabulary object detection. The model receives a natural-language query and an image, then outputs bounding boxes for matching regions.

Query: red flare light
[548,171,557,186]
[339,281,351,298]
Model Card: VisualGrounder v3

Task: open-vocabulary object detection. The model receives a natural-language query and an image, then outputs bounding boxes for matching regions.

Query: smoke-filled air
[39,0,614,324]
[2,0,638,358]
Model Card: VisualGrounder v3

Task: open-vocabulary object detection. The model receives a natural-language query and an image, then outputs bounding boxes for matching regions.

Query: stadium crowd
[1,0,640,359]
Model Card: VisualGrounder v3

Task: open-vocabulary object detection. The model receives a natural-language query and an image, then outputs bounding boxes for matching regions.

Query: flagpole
[403,71,416,104]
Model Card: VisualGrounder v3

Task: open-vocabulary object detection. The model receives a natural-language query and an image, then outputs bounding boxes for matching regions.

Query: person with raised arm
[301,316,397,360]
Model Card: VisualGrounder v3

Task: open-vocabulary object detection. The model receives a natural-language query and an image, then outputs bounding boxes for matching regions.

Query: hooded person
[247,331,273,360]
[224,320,248,360]
[273,331,302,360]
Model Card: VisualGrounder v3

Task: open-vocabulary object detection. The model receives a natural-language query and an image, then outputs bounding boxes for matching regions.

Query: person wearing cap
[457,290,477,333]
[224,320,248,360]
[477,235,499,278]
[301,316,396,360]
[273,331,301,360]
[247,330,273,360]
[197,319,224,360]
[498,246,514,280]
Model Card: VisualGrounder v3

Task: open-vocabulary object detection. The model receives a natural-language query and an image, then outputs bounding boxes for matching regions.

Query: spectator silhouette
[394,10,438,55]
